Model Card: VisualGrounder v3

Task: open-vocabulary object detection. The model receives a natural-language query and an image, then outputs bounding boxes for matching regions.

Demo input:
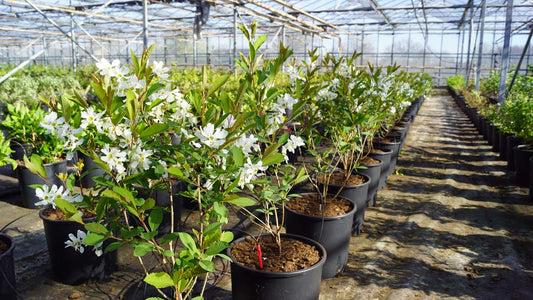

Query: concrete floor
[1,88,532,299]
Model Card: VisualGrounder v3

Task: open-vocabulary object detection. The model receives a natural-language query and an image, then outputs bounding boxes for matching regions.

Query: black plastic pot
[357,158,382,207]
[491,126,500,152]
[322,173,370,235]
[0,234,16,300]
[285,193,355,279]
[229,233,326,300]
[513,145,533,187]
[77,152,105,188]
[374,135,401,177]
[506,135,522,171]
[39,209,117,285]
[486,122,494,145]
[499,132,511,160]
[529,157,533,201]
[9,141,32,161]
[369,147,393,191]
[18,160,68,209]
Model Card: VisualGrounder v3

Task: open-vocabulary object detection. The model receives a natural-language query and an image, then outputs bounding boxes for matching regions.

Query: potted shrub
[0,231,16,299]
[0,133,16,176]
[29,46,239,299]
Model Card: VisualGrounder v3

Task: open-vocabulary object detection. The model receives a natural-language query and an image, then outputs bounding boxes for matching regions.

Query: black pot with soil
[285,193,355,278]
[369,147,393,191]
[228,233,326,300]
[0,233,16,300]
[319,172,370,235]
[513,145,533,187]
[39,208,117,285]
[356,157,382,207]
[506,135,522,171]
[18,160,67,209]
[374,135,401,177]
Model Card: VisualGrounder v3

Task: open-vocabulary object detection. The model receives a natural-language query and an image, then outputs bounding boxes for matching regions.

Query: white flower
[266,112,284,135]
[152,61,169,80]
[35,185,68,208]
[158,160,168,178]
[390,107,397,114]
[96,59,121,77]
[65,193,83,203]
[65,230,86,254]
[93,242,104,257]
[282,135,305,158]
[222,114,236,129]
[274,94,298,113]
[40,111,65,135]
[100,144,128,179]
[238,158,268,190]
[195,123,228,148]
[81,107,105,129]
[129,147,153,171]
[234,134,260,157]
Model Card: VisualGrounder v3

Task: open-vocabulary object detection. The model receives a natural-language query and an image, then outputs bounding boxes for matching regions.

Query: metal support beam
[232,7,236,72]
[464,6,474,81]
[143,0,148,49]
[458,0,474,29]
[498,0,514,104]
[475,0,487,90]
[367,0,396,29]
[70,11,77,73]
[507,25,533,94]
[0,41,58,84]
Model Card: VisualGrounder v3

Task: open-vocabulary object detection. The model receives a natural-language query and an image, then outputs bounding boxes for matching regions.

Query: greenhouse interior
[0,0,532,299]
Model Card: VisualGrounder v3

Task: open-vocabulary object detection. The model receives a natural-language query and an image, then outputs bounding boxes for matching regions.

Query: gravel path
[319,89,533,299]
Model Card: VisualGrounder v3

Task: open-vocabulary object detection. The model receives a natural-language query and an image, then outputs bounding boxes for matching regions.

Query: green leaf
[140,123,168,138]
[205,241,228,256]
[221,231,234,243]
[204,222,222,235]
[134,242,156,257]
[146,82,165,98]
[199,260,215,272]
[54,199,82,223]
[207,75,230,98]
[232,146,244,167]
[253,34,267,51]
[191,296,204,300]
[224,196,257,206]
[262,153,284,166]
[144,272,175,289]
[23,154,46,178]
[178,232,198,253]
[148,209,162,232]
[105,241,122,253]
[83,233,105,246]
[160,232,179,245]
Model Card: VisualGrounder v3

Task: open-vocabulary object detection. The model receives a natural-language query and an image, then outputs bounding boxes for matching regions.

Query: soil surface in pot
[231,235,320,272]
[286,193,352,216]
[318,173,366,186]
[42,207,95,220]
[359,157,381,165]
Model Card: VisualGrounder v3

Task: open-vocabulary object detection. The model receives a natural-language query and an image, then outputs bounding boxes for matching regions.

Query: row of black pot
[229,96,425,299]
[449,88,533,200]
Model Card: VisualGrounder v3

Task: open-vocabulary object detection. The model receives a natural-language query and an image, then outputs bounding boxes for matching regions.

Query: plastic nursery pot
[39,208,117,285]
[285,193,355,279]
[513,145,533,187]
[77,151,106,189]
[320,172,370,236]
[228,233,326,300]
[0,233,16,300]
[506,135,523,171]
[491,126,500,153]
[18,160,67,209]
[9,141,32,161]
[374,135,402,177]
[499,132,512,161]
[357,158,383,207]
[529,157,533,201]
[369,147,393,191]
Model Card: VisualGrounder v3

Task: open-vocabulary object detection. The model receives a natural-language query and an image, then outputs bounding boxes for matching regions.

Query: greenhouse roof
[1,0,532,48]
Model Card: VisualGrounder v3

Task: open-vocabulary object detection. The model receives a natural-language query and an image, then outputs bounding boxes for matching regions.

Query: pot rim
[285,192,356,220]
[358,157,383,167]
[369,147,393,155]
[317,172,371,189]
[516,144,533,152]
[228,233,327,277]
[39,207,96,224]
[0,233,15,259]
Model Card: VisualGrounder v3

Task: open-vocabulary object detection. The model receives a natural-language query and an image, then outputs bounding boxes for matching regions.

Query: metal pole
[475,0,487,91]
[390,31,395,65]
[455,31,461,73]
[70,12,77,73]
[376,29,380,64]
[143,0,148,49]
[360,30,364,65]
[460,27,465,74]
[43,37,48,64]
[407,30,411,66]
[498,0,514,104]
[439,29,444,84]
[422,32,427,72]
[464,6,474,80]
[507,25,533,94]
[232,7,237,72]
[193,35,197,68]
